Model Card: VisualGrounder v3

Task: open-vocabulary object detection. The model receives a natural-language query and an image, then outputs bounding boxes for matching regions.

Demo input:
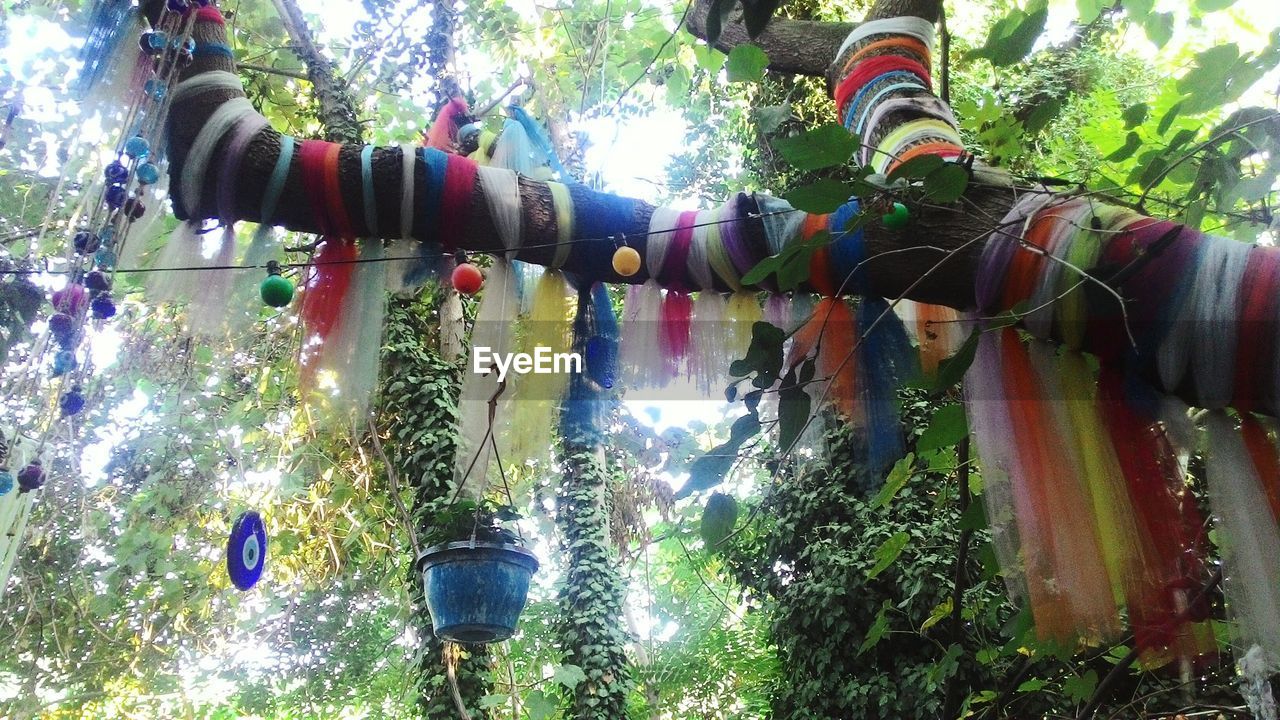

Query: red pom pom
[451,263,484,295]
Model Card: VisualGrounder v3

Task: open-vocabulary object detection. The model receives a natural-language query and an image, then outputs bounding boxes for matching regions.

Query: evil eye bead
[226,510,267,590]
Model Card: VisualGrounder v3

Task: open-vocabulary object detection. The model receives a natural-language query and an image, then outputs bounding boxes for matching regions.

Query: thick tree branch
[685,0,852,77]
[270,0,362,144]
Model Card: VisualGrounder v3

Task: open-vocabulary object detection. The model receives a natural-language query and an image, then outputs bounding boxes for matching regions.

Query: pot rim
[416,540,539,571]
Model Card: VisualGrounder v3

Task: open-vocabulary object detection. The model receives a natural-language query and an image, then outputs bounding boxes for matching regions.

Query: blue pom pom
[227,511,267,590]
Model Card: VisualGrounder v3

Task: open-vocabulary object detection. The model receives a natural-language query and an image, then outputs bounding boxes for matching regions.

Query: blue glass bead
[183,38,197,54]
[91,295,117,320]
[136,162,160,185]
[99,226,116,248]
[104,185,127,208]
[0,470,12,496]
[60,387,86,417]
[104,161,129,184]
[95,249,117,269]
[73,231,101,254]
[52,350,77,376]
[140,31,168,54]
[84,271,110,292]
[144,78,167,101]
[124,136,150,160]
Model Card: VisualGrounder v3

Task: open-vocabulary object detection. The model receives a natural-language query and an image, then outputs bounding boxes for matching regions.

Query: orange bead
[612,246,642,277]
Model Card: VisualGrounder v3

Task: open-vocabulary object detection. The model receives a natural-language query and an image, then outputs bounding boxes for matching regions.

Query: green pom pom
[260,274,294,308]
[882,202,910,230]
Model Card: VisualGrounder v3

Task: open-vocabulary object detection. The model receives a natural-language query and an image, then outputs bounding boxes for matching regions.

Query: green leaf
[1157,101,1183,135]
[918,404,968,452]
[932,329,979,390]
[777,365,812,452]
[1143,11,1174,48]
[753,102,790,134]
[858,601,892,654]
[1076,0,1108,23]
[958,498,989,532]
[741,255,779,286]
[1121,102,1149,130]
[526,690,558,720]
[887,154,945,182]
[726,44,769,83]
[1023,97,1061,134]
[740,0,783,38]
[700,492,739,549]
[772,123,858,171]
[1063,670,1099,703]
[1017,678,1048,693]
[967,4,1049,67]
[870,453,915,508]
[867,532,909,579]
[784,179,855,213]
[1106,131,1142,162]
[921,597,954,632]
[923,164,970,203]
[1194,0,1236,11]
[552,664,587,689]
[678,413,761,498]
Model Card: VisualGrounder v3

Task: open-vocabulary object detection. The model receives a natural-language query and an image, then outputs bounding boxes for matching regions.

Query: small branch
[239,62,311,81]
[473,78,527,118]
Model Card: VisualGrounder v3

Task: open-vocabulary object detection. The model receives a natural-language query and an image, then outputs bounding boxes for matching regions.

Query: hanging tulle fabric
[146,220,218,304]
[455,260,520,495]
[507,270,574,465]
[312,241,387,427]
[856,296,919,480]
[509,105,569,181]
[622,207,681,388]
[490,118,540,178]
[562,283,618,444]
[1207,412,1280,696]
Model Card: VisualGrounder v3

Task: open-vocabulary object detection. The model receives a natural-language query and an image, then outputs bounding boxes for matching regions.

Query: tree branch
[270,0,362,144]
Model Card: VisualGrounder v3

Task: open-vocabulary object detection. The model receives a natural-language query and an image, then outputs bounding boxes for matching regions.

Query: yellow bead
[612,246,642,276]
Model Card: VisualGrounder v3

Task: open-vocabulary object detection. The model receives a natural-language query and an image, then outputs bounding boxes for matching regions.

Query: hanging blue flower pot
[417,541,539,643]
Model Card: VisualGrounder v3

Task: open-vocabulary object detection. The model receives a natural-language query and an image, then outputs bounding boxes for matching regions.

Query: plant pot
[417,541,539,643]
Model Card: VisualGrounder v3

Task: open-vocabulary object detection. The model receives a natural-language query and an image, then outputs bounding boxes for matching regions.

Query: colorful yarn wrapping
[399,143,417,239]
[1206,412,1280,678]
[547,182,574,269]
[510,106,570,181]
[179,97,256,216]
[562,283,617,444]
[835,16,936,66]
[424,97,469,151]
[974,192,1055,313]
[835,55,932,120]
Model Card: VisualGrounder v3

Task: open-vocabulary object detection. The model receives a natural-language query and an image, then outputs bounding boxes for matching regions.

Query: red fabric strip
[1233,247,1280,410]
[439,153,479,251]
